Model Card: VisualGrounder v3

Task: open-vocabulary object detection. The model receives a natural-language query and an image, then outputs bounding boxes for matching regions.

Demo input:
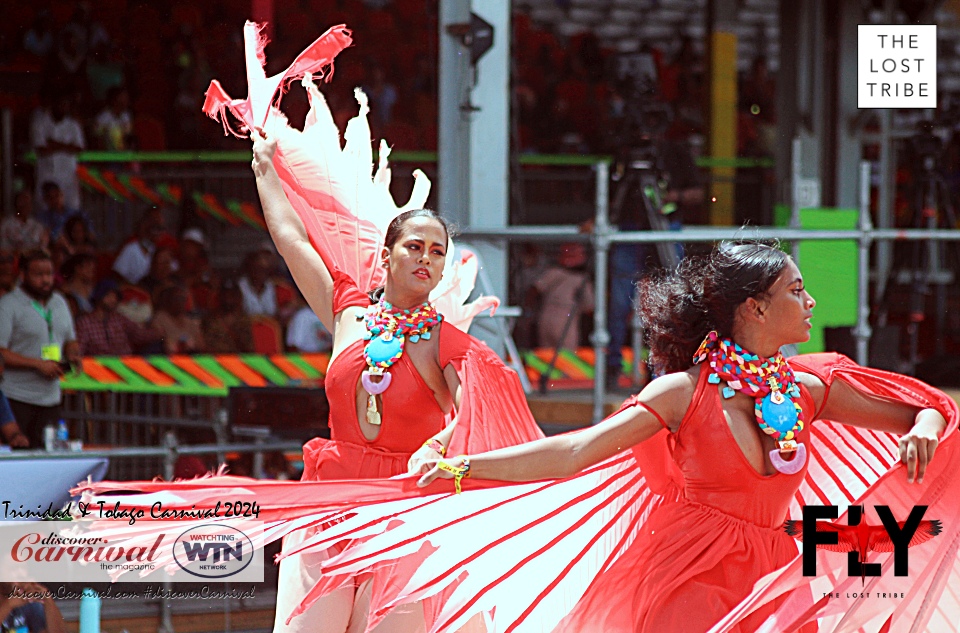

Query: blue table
[0,456,109,517]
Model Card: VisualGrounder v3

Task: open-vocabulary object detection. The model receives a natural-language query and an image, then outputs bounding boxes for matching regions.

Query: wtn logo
[180,540,244,563]
[784,505,941,582]
[172,525,256,579]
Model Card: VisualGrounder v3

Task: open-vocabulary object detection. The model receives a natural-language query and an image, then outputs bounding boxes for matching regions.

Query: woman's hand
[407,445,444,475]
[899,409,947,484]
[417,456,465,487]
[250,126,278,176]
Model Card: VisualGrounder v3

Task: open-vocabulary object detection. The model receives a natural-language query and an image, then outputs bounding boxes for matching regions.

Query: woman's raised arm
[251,127,335,331]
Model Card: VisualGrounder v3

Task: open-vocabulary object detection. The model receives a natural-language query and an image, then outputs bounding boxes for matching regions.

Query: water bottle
[55,419,69,451]
[79,587,101,633]
[3,610,28,633]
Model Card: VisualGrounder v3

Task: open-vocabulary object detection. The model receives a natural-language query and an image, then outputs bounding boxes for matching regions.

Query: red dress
[556,365,818,632]
[303,278,450,481]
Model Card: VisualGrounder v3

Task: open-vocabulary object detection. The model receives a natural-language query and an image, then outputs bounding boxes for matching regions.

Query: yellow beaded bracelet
[423,438,446,457]
[437,456,471,494]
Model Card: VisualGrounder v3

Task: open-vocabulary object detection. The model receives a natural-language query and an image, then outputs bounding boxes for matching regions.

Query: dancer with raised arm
[79,21,541,633]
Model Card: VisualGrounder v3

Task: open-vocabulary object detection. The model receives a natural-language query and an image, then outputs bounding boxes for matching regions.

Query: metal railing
[460,160,957,423]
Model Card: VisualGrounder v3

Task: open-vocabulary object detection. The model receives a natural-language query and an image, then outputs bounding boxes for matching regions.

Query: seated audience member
[286,297,332,353]
[238,245,295,322]
[59,253,98,317]
[76,280,163,356]
[0,581,67,633]
[37,181,95,241]
[532,242,595,350]
[112,207,165,284]
[202,278,254,354]
[0,252,15,298]
[179,228,218,315]
[1,190,48,254]
[139,247,178,301]
[152,284,204,354]
[54,215,96,257]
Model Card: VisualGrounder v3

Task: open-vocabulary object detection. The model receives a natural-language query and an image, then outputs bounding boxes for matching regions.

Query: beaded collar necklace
[693,331,807,475]
[358,298,443,426]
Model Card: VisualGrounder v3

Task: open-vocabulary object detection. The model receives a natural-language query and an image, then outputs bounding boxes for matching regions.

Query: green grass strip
[240,355,291,385]
[192,356,243,387]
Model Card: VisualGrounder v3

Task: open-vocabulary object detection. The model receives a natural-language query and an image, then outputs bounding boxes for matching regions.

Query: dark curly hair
[369,209,452,302]
[638,240,789,375]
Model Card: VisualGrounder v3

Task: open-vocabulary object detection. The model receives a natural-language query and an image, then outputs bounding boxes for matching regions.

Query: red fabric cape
[76,354,960,631]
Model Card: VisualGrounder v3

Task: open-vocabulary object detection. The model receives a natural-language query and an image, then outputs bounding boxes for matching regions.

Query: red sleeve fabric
[331,269,370,314]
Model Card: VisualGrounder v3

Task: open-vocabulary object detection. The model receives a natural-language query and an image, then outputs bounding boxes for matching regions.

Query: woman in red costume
[408,241,950,632]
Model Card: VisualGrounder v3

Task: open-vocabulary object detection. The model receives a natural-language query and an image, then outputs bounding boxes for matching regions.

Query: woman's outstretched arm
[812,375,947,484]
[418,371,695,485]
[251,127,335,331]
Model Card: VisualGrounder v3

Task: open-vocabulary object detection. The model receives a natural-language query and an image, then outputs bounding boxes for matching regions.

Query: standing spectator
[238,246,295,322]
[1,190,48,254]
[22,10,54,59]
[151,285,204,354]
[363,65,398,132]
[202,278,254,354]
[93,87,133,151]
[112,208,164,284]
[59,253,98,317]
[0,250,80,448]
[532,242,594,350]
[31,95,85,211]
[75,280,162,356]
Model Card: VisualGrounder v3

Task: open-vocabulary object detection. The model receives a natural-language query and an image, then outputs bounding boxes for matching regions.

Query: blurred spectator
[202,278,254,354]
[152,285,204,354]
[532,243,594,350]
[1,190,48,254]
[286,298,332,353]
[512,243,547,349]
[112,208,165,284]
[31,95,85,211]
[0,250,80,448]
[174,454,210,479]
[37,181,95,243]
[363,65,398,132]
[0,581,67,633]
[75,280,162,356]
[179,228,217,314]
[94,87,133,151]
[0,252,17,299]
[54,215,97,257]
[60,253,98,317]
[238,246,295,322]
[22,10,54,59]
[139,247,179,301]
[0,387,29,448]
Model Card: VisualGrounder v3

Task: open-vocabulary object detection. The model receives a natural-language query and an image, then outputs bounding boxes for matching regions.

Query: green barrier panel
[797,209,858,354]
[241,355,292,385]
[287,355,323,379]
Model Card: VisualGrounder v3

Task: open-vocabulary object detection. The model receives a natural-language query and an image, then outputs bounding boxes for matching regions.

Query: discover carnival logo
[173,524,255,579]
[0,521,263,583]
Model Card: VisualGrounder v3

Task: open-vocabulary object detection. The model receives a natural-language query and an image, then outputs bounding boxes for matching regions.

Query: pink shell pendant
[362,371,392,395]
[769,443,807,475]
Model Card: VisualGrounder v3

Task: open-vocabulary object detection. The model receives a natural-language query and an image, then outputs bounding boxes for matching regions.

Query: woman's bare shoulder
[636,366,700,429]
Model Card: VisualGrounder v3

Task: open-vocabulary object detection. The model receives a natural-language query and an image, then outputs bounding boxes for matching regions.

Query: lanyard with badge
[31,299,61,363]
